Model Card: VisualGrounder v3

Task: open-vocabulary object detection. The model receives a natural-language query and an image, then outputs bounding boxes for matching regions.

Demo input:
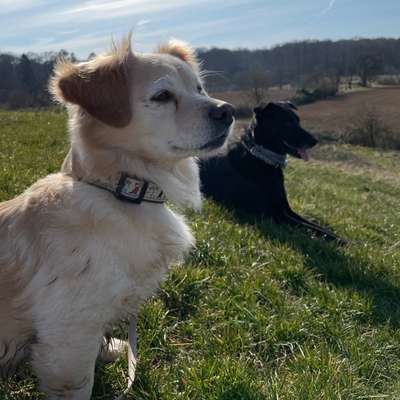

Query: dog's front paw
[99,337,127,363]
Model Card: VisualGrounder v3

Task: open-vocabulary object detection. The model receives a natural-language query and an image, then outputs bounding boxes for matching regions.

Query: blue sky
[0,0,399,58]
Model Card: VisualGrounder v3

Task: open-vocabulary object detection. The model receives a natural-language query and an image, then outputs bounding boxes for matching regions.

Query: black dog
[200,101,347,244]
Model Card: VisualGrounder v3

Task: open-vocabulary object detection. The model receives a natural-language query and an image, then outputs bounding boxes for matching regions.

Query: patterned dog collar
[84,173,166,204]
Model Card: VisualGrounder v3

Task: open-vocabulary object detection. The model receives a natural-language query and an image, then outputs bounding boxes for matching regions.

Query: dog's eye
[197,85,204,94]
[151,90,173,102]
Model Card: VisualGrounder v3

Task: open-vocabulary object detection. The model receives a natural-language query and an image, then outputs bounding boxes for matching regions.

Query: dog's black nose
[208,103,235,126]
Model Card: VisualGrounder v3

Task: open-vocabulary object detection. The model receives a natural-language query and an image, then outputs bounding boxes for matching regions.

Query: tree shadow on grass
[227,209,400,329]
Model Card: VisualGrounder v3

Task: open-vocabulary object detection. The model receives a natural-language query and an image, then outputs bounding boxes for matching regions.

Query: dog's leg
[99,336,127,363]
[98,319,137,376]
[282,208,348,245]
[115,318,138,400]
[31,326,103,400]
[0,339,30,378]
[127,318,137,387]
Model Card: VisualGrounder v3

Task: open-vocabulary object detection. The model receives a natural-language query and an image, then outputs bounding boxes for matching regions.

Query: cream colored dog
[0,36,234,399]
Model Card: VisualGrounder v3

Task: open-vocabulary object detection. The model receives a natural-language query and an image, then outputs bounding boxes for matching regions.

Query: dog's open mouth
[283,141,310,161]
[296,148,309,161]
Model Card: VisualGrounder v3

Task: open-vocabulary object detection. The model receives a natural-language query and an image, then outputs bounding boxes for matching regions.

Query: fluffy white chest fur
[25,174,194,329]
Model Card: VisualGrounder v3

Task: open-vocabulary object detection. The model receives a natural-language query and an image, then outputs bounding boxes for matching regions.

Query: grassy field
[0,110,400,399]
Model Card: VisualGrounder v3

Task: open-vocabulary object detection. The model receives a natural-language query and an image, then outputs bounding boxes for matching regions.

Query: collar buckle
[115,174,166,204]
[115,174,148,204]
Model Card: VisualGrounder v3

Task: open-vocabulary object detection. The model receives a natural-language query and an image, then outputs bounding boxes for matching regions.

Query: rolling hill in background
[0,37,400,108]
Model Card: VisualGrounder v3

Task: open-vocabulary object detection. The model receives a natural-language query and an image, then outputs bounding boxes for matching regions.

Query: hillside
[299,87,400,138]
[0,110,399,399]
[216,87,400,151]
[1,37,400,108]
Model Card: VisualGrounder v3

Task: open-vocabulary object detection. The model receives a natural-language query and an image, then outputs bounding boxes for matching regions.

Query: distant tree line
[0,38,399,109]
[0,50,78,109]
[199,38,400,92]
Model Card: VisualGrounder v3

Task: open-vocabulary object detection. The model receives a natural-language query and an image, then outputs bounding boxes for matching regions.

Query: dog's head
[50,36,235,162]
[252,102,317,161]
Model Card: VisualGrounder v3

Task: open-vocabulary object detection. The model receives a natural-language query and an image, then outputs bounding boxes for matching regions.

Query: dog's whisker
[200,69,227,80]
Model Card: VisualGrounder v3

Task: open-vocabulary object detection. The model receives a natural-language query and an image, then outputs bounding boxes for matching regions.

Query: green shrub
[295,78,338,105]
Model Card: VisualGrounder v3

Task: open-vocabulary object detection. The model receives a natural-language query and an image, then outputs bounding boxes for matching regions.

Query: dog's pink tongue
[298,148,309,161]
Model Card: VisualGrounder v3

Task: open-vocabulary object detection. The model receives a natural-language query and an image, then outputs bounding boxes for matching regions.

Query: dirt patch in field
[212,87,296,107]
[216,87,400,142]
[224,87,400,164]
[298,87,400,137]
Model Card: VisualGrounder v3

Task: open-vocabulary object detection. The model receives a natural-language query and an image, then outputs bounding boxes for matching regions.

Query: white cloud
[0,0,301,56]
[136,19,151,27]
[0,0,214,40]
[136,16,239,40]
[2,32,112,56]
[320,0,336,16]
[59,29,81,36]
[59,0,212,21]
[2,16,237,56]
[0,0,50,14]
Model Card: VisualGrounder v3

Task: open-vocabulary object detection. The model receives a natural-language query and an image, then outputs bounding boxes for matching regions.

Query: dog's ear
[277,101,298,111]
[49,38,133,128]
[286,101,298,110]
[254,102,268,115]
[254,102,281,116]
[157,40,200,73]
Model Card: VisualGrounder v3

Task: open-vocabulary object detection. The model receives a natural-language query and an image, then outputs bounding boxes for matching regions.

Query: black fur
[200,102,347,245]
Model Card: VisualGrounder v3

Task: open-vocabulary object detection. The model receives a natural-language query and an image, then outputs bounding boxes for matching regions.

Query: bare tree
[247,69,270,105]
[358,54,382,87]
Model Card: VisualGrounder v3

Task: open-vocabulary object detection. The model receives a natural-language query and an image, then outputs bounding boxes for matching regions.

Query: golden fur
[157,39,200,73]
[0,35,234,399]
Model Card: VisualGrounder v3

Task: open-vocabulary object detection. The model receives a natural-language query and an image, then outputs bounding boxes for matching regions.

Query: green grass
[0,110,400,399]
